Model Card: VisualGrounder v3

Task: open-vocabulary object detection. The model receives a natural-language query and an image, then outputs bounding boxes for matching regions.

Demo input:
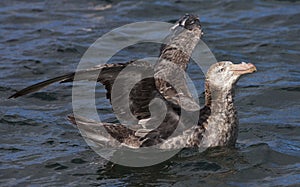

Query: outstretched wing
[10,14,203,123]
[8,61,132,99]
[154,14,202,112]
[67,102,200,149]
[9,60,158,121]
[67,105,182,148]
[154,58,201,112]
[67,114,140,148]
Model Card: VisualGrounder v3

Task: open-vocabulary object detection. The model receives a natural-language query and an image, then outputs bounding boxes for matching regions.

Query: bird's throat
[202,81,238,147]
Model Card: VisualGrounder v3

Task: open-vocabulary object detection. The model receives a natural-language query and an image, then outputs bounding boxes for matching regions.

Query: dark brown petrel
[9,15,256,149]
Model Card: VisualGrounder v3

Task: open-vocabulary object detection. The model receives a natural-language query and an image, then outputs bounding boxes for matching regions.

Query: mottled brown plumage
[9,14,202,122]
[68,61,256,149]
[155,14,202,112]
[8,15,257,150]
[199,61,257,147]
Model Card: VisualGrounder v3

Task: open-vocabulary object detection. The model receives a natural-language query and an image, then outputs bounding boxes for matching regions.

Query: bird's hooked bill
[230,62,257,75]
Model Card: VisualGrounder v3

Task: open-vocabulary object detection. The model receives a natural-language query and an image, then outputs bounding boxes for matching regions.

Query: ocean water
[1,0,299,186]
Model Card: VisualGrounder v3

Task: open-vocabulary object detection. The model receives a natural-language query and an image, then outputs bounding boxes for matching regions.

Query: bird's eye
[190,20,195,25]
[218,68,225,73]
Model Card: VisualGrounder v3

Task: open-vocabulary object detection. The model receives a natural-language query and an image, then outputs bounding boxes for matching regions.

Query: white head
[206,61,257,91]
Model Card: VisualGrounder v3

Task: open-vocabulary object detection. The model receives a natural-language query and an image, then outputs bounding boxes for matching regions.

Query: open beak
[230,62,257,75]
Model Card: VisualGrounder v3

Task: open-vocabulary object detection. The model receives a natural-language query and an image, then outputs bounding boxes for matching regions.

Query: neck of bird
[205,81,235,109]
[202,81,238,147]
